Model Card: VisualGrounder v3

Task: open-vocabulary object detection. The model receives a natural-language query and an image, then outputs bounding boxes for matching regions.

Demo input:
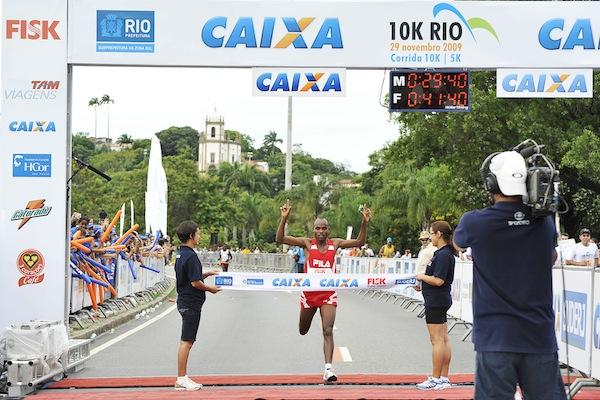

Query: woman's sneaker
[416,376,440,390]
[434,377,451,390]
[323,369,338,384]
[175,375,202,391]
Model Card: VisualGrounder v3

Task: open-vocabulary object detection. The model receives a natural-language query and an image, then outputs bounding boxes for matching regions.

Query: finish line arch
[1,0,598,331]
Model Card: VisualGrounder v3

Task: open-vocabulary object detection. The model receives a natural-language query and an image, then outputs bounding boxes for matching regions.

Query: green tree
[262,130,283,156]
[156,126,199,159]
[116,134,133,145]
[72,132,96,162]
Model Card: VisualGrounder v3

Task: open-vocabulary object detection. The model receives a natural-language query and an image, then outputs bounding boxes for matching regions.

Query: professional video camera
[512,139,563,217]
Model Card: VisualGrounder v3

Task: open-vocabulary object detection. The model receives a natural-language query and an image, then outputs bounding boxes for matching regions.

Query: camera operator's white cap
[490,151,528,197]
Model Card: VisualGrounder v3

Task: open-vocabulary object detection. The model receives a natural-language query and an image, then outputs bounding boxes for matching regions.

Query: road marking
[90,305,176,356]
[339,346,353,362]
[333,346,352,363]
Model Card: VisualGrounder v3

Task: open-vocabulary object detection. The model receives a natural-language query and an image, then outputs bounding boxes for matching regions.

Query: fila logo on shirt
[312,259,332,268]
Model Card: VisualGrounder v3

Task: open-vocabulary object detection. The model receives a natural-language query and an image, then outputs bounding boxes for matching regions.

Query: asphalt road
[72,288,476,378]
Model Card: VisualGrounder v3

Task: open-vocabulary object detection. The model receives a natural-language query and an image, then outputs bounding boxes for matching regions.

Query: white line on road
[90,305,176,356]
[339,346,353,362]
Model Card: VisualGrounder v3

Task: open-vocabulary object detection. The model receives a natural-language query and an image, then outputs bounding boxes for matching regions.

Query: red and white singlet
[300,239,337,308]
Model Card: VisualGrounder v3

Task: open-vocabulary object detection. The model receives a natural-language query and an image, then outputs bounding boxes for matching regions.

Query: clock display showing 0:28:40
[405,72,469,109]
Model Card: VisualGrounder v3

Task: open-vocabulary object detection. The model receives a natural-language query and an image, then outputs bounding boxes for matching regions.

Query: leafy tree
[72,132,96,162]
[100,94,114,140]
[116,134,133,144]
[156,126,199,159]
[262,130,283,157]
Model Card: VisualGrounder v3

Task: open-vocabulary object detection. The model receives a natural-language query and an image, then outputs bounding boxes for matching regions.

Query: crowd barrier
[198,252,294,273]
[69,256,166,313]
[338,256,600,386]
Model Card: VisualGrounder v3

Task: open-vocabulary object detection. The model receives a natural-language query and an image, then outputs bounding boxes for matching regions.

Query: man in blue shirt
[454,151,566,399]
[174,221,221,391]
[292,246,305,273]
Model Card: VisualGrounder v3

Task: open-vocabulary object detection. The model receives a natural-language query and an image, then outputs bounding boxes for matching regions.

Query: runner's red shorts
[300,291,337,308]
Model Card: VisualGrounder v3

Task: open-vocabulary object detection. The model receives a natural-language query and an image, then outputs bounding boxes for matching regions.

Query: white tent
[145,135,168,235]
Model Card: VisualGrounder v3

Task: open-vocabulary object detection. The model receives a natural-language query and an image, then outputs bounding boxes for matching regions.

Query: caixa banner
[496,69,593,98]
[252,68,346,97]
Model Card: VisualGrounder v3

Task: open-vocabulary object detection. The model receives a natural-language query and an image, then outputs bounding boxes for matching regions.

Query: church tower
[198,109,241,172]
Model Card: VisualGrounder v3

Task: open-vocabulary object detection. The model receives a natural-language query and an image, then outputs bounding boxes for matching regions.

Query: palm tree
[100,94,115,141]
[262,130,283,156]
[116,134,133,145]
[88,97,100,138]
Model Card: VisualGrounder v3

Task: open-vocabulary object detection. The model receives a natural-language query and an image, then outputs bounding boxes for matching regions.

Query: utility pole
[285,96,293,190]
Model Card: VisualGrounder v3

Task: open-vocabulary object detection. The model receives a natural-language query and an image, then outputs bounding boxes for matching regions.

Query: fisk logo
[254,69,345,97]
[539,19,600,50]
[10,121,56,133]
[12,154,52,178]
[497,69,593,98]
[11,199,52,230]
[202,17,343,48]
[6,20,60,40]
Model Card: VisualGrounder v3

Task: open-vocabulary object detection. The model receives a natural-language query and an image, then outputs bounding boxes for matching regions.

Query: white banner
[252,68,345,97]
[591,271,600,380]
[553,267,594,375]
[68,1,600,68]
[214,272,416,291]
[497,69,593,98]
[1,0,68,330]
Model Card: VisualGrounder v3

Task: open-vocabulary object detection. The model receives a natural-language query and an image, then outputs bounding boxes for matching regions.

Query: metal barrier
[199,252,295,273]
[70,256,166,313]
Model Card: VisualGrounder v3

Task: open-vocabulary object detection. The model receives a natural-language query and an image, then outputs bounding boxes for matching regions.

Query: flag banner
[213,272,416,292]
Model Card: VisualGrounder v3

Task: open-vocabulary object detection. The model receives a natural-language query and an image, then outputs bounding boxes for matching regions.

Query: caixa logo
[10,121,56,133]
[539,18,600,50]
[12,154,52,177]
[497,69,592,98]
[593,304,600,349]
[255,70,344,96]
[202,17,343,48]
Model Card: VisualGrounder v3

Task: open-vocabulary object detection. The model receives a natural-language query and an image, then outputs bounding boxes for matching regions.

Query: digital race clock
[389,70,470,112]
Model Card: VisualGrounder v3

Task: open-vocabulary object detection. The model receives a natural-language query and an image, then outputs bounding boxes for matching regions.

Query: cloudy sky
[70,66,400,172]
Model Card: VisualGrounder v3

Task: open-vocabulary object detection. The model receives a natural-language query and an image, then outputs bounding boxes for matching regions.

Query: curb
[70,278,175,340]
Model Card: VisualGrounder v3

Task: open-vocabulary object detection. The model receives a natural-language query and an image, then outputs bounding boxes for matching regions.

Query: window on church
[210,153,215,164]
[211,127,216,138]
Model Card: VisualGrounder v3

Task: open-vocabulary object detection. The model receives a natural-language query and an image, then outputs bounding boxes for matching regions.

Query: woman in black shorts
[415,220,456,391]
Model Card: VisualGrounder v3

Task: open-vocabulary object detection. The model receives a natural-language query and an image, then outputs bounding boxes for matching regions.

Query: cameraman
[454,151,566,399]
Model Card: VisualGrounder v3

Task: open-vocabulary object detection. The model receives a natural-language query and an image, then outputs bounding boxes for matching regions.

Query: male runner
[276,200,371,383]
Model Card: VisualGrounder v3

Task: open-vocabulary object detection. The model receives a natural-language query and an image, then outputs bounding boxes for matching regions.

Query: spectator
[219,245,233,272]
[416,231,437,276]
[379,237,396,258]
[415,221,456,391]
[254,247,260,254]
[363,244,375,257]
[70,215,90,238]
[565,228,599,267]
[400,249,412,259]
[292,245,306,273]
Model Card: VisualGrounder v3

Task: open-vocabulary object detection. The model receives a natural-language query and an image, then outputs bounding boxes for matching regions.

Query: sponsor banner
[1,0,68,330]
[497,69,593,98]
[214,272,416,291]
[96,10,155,53]
[70,1,600,68]
[12,153,52,177]
[552,267,594,375]
[591,271,600,380]
[252,68,345,97]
